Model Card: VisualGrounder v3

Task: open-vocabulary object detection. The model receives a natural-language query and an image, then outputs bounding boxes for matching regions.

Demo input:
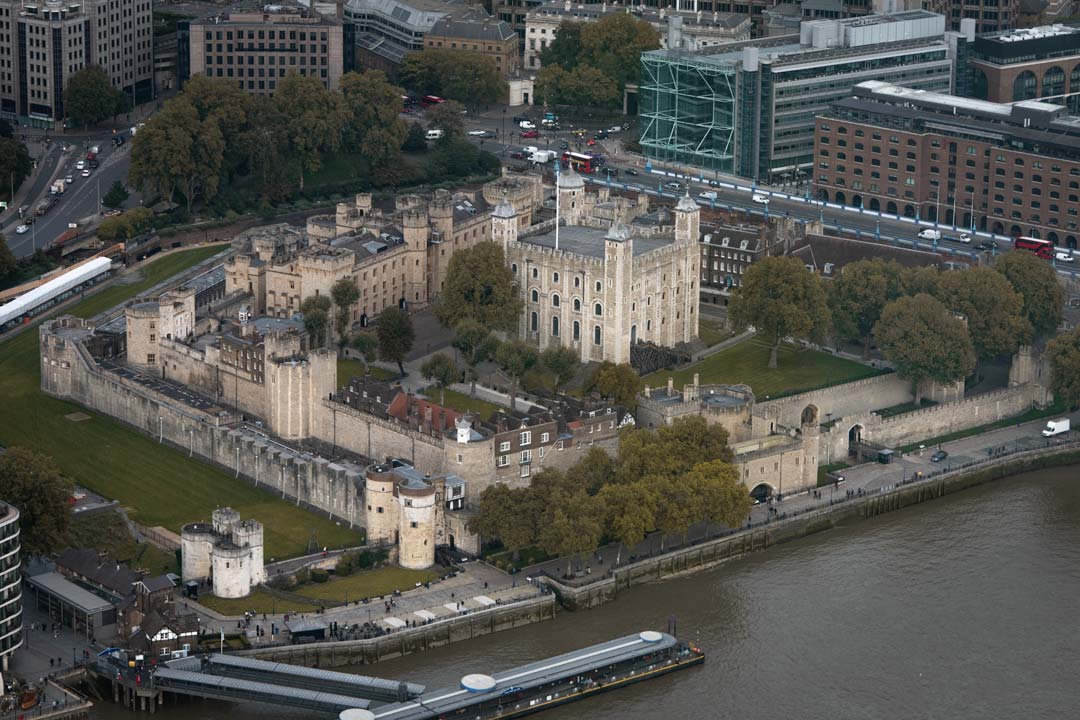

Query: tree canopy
[535,64,619,109]
[729,256,830,368]
[330,278,360,348]
[102,180,130,210]
[65,66,125,128]
[375,306,415,374]
[1047,327,1080,409]
[96,207,153,243]
[400,50,505,108]
[436,242,522,332]
[496,339,539,411]
[934,266,1031,362]
[274,72,350,190]
[425,100,468,139]
[540,344,579,394]
[994,250,1064,341]
[453,319,500,397]
[301,295,332,348]
[828,258,905,358]
[340,70,409,184]
[874,294,976,405]
[421,352,457,405]
[0,234,16,281]
[537,15,659,100]
[0,137,32,205]
[587,362,643,410]
[0,447,73,557]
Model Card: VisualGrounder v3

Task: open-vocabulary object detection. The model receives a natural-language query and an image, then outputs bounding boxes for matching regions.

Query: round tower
[674,191,701,245]
[557,166,586,226]
[180,523,215,582]
[396,476,436,570]
[364,465,399,545]
[233,519,266,584]
[491,194,517,249]
[211,542,252,599]
[212,507,240,537]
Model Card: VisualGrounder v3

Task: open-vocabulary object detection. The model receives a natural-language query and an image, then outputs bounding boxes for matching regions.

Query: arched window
[595,281,602,292]
[573,321,580,341]
[511,263,518,274]
[1013,71,1037,101]
[594,303,602,316]
[552,272,560,283]
[1070,65,1080,113]
[552,316,560,336]
[593,325,602,345]
[532,267,538,279]
[573,298,581,311]
[552,294,560,307]
[530,289,539,302]
[971,68,989,100]
[1044,66,1065,99]
[530,312,538,332]
[574,276,580,288]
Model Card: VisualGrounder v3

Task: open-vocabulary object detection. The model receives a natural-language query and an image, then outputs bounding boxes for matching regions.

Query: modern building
[522,1,750,71]
[942,0,1018,33]
[968,24,1080,109]
[815,79,1080,244]
[0,0,153,127]
[344,0,471,72]
[183,1,353,93]
[424,10,519,78]
[639,11,973,181]
[0,502,20,669]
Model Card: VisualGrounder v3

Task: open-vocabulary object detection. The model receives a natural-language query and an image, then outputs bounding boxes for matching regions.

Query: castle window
[552,316,559,336]
[574,277,580,288]
[573,298,581,311]
[552,294,560,307]
[595,281,602,292]
[531,289,539,302]
[149,334,155,342]
[520,431,531,446]
[573,321,580,340]
[377,507,384,513]
[594,326,602,345]
[512,263,518,274]
[457,453,463,463]
[499,441,510,452]
[532,268,538,279]
[410,521,418,528]
[531,312,538,332]
[498,455,509,467]
[552,272,559,283]
[541,432,549,443]
[147,354,155,363]
[594,303,602,316]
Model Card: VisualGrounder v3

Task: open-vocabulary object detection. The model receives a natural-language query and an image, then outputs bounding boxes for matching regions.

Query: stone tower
[491,194,518,249]
[364,465,399,545]
[558,166,586,226]
[674,191,700,245]
[429,189,454,239]
[603,221,634,365]
[402,205,429,308]
[396,475,436,570]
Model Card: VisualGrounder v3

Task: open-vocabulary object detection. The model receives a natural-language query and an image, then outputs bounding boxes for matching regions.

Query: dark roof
[137,575,176,593]
[790,234,956,272]
[428,11,516,42]
[56,548,137,597]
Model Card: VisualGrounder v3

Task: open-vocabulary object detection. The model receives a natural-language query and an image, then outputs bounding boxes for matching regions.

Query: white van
[1042,418,1070,436]
[426,129,444,141]
[917,229,942,241]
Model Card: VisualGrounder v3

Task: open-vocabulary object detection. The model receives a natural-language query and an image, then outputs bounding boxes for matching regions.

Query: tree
[330,278,360,350]
[540,344,579,394]
[874,294,976,405]
[615,415,732,485]
[579,14,660,91]
[686,459,752,538]
[426,100,467,139]
[535,64,618,110]
[301,295,332,348]
[426,136,500,181]
[340,70,408,182]
[597,480,656,564]
[349,333,378,376]
[65,66,124,128]
[828,258,905,358]
[994,250,1064,341]
[102,180,130,210]
[274,71,349,190]
[437,242,522,332]
[400,50,505,108]
[0,447,73,557]
[496,339,539,411]
[96,206,153,242]
[589,361,643,410]
[1047,327,1080,409]
[467,484,536,560]
[537,495,602,577]
[729,256,830,369]
[402,122,427,152]
[539,21,583,70]
[0,137,32,203]
[452,319,500,397]
[649,474,696,552]
[375,306,415,375]
[0,234,15,280]
[421,352,457,406]
[564,446,615,496]
[934,266,1031,363]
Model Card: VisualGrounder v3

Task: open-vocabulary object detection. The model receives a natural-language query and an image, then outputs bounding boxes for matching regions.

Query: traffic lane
[0,143,61,234]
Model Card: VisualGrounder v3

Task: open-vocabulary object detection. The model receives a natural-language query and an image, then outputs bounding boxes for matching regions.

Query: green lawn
[198,588,320,616]
[0,247,362,559]
[337,357,398,383]
[294,566,443,604]
[698,317,733,348]
[433,387,502,422]
[644,339,885,400]
[70,512,178,576]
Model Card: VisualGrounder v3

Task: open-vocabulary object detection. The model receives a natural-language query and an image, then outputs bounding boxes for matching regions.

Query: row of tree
[64,66,129,129]
[730,252,1064,404]
[399,50,506,108]
[0,120,32,214]
[468,416,751,572]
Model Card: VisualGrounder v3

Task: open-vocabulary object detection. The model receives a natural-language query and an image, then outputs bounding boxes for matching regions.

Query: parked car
[930,449,948,462]
[425,129,444,140]
[586,138,598,146]
[559,140,569,150]
[519,120,536,130]
[521,129,540,139]
[466,129,488,137]
[624,168,639,176]
[1055,251,1075,263]
[15,224,28,234]
[607,125,622,133]
[751,193,769,205]
[595,130,609,140]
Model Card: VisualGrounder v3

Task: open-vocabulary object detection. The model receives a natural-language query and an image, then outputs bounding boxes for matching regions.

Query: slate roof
[428,11,516,42]
[56,548,137,597]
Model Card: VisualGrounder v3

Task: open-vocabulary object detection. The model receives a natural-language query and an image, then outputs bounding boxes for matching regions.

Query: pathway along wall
[544,444,1080,611]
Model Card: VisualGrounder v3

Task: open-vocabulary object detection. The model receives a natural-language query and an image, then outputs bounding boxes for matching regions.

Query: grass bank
[431,388,502,422]
[293,566,443,605]
[0,247,362,559]
[645,339,885,399]
[337,358,398,383]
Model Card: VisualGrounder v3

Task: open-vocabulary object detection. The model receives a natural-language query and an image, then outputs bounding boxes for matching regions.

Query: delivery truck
[1041,418,1070,437]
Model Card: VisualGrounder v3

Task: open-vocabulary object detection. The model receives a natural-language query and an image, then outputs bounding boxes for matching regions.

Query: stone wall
[750,371,912,437]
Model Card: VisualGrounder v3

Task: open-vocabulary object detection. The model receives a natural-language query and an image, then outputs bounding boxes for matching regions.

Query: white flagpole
[555,157,560,251]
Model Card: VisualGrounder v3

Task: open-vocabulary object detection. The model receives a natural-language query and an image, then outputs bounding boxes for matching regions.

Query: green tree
[426,136,500,181]
[649,474,696,552]
[0,447,73,557]
[349,333,378,375]
[615,415,732,485]
[589,361,643,410]
[179,75,255,178]
[537,495,602,577]
[729,256,830,369]
[579,14,660,91]
[437,241,522,332]
[0,137,32,203]
[934,266,1031,363]
[375,306,415,375]
[102,180,130,210]
[539,22,583,70]
[467,484,536,560]
[301,294,332,348]
[400,50,504,108]
[65,66,124,128]
[828,258,905,358]
[452,319,500,397]
[496,339,539,411]
[402,122,427,152]
[0,234,16,280]
[564,446,615,496]
[874,294,977,405]
[426,100,467,139]
[994,250,1064,341]
[421,352,457,406]
[540,344,579,394]
[1047,327,1080,409]
[686,459,752,538]
[330,278,360,350]
[340,70,408,182]
[596,480,656,564]
[567,65,620,108]
[274,71,349,190]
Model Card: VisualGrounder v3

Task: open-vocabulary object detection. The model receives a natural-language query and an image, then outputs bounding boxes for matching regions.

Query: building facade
[181,508,266,599]
[0,502,21,670]
[0,0,153,126]
[968,24,1080,109]
[640,11,972,181]
[424,11,519,78]
[344,0,470,72]
[184,3,352,93]
[815,79,1080,244]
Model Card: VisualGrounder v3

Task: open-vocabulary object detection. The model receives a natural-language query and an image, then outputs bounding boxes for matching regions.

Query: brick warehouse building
[968,24,1080,108]
[814,80,1080,246]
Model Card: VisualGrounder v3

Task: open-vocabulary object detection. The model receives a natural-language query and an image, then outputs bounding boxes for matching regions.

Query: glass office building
[0,502,21,669]
[640,11,971,181]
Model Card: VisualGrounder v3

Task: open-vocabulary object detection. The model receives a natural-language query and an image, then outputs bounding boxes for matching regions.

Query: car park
[930,449,948,462]
[751,193,769,204]
[1055,251,1074,263]
[15,224,28,234]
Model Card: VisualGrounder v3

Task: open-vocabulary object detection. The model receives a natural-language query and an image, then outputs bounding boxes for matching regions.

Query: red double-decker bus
[1013,236,1054,259]
[420,95,445,107]
[561,151,595,174]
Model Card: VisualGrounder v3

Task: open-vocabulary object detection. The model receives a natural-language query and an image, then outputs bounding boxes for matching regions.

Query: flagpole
[555,159,560,251]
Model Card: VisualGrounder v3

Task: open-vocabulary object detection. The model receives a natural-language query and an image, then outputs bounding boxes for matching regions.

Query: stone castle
[181,508,266,599]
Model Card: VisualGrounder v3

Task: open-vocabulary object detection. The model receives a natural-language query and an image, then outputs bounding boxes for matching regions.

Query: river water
[95,467,1080,719]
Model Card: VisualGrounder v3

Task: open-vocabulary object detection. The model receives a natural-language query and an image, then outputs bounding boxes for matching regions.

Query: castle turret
[491,194,518,249]
[396,475,436,570]
[674,191,701,245]
[364,465,399,545]
[430,189,454,238]
[558,166,586,226]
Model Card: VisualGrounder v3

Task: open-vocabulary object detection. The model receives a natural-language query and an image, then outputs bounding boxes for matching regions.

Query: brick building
[968,24,1080,109]
[424,10,519,78]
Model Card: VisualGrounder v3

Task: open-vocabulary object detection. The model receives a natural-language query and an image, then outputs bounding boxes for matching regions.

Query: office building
[815,79,1080,245]
[0,501,20,669]
[424,10,519,78]
[639,11,972,181]
[183,2,353,94]
[345,0,471,72]
[523,1,749,71]
[0,0,153,127]
[968,24,1080,109]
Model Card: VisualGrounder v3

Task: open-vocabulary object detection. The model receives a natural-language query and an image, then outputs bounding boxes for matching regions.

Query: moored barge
[346,630,704,720]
